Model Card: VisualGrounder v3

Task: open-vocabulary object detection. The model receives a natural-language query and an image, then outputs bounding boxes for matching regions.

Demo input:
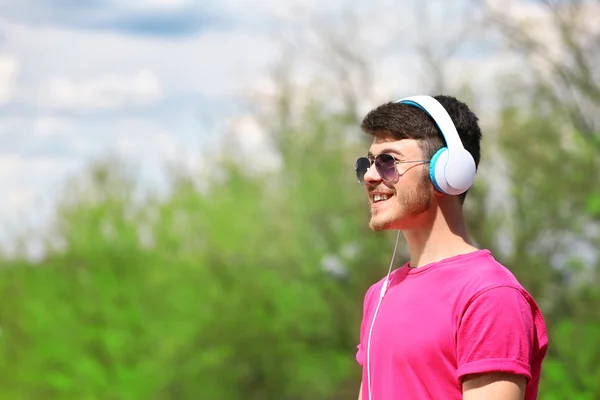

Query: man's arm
[357,382,362,400]
[462,372,526,400]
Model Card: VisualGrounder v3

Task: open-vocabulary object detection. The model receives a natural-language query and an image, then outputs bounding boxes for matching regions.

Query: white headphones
[396,95,476,195]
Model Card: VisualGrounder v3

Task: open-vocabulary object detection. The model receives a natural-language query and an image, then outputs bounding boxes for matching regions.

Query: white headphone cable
[366,230,401,400]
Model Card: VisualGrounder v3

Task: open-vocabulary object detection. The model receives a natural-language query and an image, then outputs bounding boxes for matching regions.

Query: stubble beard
[369,173,432,232]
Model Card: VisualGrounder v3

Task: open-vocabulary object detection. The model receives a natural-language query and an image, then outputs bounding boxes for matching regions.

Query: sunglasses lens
[355,157,370,183]
[375,154,397,182]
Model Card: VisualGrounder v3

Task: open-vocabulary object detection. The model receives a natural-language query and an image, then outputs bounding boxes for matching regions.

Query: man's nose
[363,164,382,185]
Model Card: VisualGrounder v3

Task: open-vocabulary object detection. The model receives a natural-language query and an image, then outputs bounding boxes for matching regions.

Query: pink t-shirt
[356,249,548,400]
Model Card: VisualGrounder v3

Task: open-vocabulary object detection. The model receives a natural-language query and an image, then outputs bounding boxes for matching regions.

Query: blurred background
[0,0,598,399]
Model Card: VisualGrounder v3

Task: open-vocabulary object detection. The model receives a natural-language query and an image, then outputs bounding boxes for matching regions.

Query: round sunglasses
[355,153,430,184]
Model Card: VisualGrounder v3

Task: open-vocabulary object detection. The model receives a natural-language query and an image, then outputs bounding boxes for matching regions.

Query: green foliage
[0,101,400,399]
[485,98,600,399]
[540,320,600,400]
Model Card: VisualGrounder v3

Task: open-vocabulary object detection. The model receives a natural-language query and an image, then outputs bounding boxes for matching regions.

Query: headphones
[395,95,476,195]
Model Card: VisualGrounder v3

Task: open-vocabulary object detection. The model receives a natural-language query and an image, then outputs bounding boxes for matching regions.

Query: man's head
[357,95,482,231]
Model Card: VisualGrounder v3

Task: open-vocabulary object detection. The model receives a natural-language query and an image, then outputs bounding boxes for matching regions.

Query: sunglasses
[355,153,429,184]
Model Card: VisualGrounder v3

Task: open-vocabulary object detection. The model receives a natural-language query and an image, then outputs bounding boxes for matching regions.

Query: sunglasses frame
[355,153,429,184]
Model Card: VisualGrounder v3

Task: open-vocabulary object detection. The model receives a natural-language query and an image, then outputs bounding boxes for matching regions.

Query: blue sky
[0,1,232,35]
[0,0,559,254]
[0,0,290,248]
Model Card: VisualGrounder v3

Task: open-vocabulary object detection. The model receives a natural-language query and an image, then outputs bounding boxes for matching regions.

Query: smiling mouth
[373,193,392,204]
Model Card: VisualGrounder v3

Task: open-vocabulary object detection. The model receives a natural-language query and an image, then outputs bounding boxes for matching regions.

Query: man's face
[363,137,433,231]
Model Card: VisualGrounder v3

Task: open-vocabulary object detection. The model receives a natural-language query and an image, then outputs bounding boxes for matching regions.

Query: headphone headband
[395,95,465,152]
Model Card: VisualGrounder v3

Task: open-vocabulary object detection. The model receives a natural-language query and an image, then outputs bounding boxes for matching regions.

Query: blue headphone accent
[428,148,446,193]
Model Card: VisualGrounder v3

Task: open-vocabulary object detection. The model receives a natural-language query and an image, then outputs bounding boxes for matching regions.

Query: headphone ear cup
[430,147,475,195]
[445,148,476,194]
[429,147,448,194]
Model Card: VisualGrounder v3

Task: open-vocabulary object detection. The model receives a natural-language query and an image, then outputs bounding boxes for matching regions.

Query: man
[354,95,548,400]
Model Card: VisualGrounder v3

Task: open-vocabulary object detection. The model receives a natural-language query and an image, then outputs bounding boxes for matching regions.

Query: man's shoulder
[423,249,536,313]
[451,249,525,291]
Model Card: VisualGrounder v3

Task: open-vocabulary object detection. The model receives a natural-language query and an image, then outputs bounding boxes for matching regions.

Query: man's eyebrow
[367,148,404,158]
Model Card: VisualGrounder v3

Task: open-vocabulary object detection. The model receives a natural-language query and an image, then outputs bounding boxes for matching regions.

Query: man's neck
[403,203,478,269]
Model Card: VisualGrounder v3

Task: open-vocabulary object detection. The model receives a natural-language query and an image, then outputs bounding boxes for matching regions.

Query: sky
[0,0,581,256]
[0,0,292,249]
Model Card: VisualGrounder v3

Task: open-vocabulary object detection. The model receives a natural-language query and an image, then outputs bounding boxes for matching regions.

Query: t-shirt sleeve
[456,285,536,382]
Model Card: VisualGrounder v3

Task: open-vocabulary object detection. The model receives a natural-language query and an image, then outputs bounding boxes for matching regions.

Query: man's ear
[433,188,444,197]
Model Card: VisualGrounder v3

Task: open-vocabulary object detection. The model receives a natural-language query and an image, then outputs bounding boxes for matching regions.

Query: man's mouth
[372,193,393,204]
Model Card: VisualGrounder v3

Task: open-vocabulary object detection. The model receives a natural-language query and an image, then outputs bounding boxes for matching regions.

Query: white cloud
[31,116,98,153]
[213,0,361,21]
[0,116,96,157]
[7,186,34,213]
[38,69,162,110]
[0,153,82,212]
[0,154,81,184]
[0,154,22,179]
[0,54,20,105]
[0,117,23,137]
[192,30,278,97]
[224,114,281,172]
[0,153,84,252]
[124,0,194,9]
[0,20,280,109]
[32,116,75,137]
[110,118,180,159]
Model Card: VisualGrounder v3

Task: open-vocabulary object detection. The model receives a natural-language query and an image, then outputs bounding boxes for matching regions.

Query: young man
[354,95,548,400]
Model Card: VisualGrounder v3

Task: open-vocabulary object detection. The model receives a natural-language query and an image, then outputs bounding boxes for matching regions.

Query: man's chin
[369,217,393,232]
